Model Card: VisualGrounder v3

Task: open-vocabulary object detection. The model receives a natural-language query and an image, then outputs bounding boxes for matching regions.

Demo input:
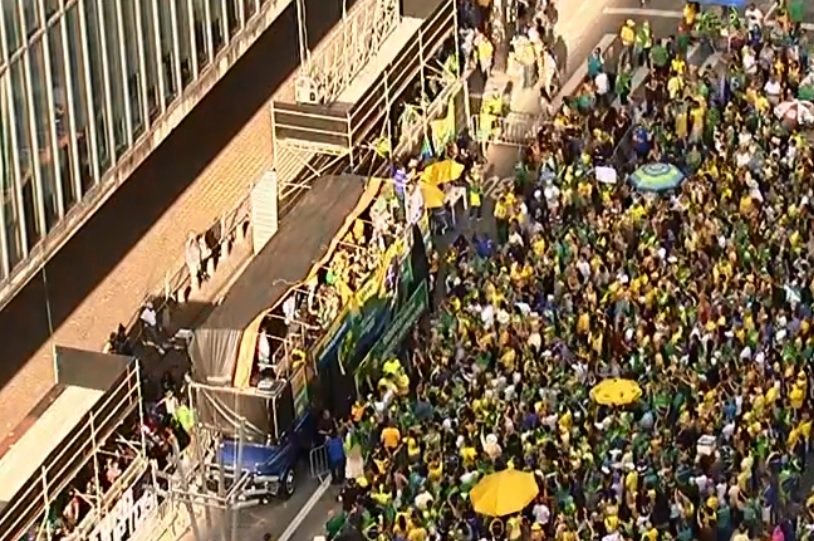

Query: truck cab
[215,409,314,503]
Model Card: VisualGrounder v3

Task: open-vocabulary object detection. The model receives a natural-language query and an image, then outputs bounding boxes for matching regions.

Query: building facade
[0,0,273,287]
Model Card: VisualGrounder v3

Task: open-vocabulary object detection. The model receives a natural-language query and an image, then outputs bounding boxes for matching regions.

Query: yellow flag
[430,94,456,151]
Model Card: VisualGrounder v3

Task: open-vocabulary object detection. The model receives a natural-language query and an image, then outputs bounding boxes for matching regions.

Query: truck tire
[282,469,296,498]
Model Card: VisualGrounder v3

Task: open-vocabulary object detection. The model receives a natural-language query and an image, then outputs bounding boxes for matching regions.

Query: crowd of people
[323,1,814,540]
[46,382,191,540]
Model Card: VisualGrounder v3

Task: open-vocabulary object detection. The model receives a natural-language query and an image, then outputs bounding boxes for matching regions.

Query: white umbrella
[774,99,814,125]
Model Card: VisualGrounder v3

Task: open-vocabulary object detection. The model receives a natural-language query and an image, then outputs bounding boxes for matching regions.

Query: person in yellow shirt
[494,195,510,244]
[468,176,483,220]
[620,20,636,61]
[381,423,401,451]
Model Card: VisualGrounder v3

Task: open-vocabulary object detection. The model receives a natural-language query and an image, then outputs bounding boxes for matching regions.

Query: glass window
[23,1,40,40]
[29,40,59,230]
[209,0,225,54]
[10,61,33,202]
[48,21,79,213]
[175,0,193,87]
[83,0,111,175]
[1,77,24,267]
[139,0,161,121]
[121,0,144,138]
[102,0,127,158]
[21,175,40,251]
[157,0,177,103]
[243,0,256,20]
[192,0,209,70]
[3,1,22,57]
[225,0,238,37]
[10,60,42,249]
[66,5,94,194]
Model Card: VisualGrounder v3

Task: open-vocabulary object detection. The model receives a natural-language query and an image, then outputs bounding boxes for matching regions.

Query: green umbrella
[629,163,685,193]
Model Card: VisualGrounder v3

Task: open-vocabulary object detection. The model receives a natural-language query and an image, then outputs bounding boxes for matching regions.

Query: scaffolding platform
[0,348,143,541]
[271,0,457,161]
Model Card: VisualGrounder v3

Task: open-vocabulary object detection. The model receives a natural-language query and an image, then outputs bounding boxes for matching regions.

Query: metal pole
[452,0,472,133]
[42,267,54,337]
[171,436,203,541]
[188,383,214,529]
[230,418,245,541]
[89,411,104,511]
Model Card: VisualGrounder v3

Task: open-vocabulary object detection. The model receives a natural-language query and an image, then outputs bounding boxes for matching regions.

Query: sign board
[88,467,161,541]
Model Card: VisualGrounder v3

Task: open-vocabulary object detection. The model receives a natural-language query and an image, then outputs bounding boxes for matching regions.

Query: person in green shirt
[635,21,653,67]
[615,64,633,105]
[650,39,670,76]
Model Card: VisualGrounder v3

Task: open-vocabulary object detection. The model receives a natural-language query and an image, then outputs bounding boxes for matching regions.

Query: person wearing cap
[620,20,636,64]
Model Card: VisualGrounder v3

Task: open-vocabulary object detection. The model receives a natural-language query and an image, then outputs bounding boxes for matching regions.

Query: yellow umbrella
[420,159,465,186]
[470,469,539,517]
[590,378,643,406]
[419,182,445,209]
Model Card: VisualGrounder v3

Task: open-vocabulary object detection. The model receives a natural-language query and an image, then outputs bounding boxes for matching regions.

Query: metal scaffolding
[295,0,400,105]
[157,406,250,541]
[271,0,461,198]
[0,353,144,541]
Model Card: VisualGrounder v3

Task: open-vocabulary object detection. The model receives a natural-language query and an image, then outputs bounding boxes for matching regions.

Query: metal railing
[472,111,546,147]
[122,189,253,344]
[309,444,330,482]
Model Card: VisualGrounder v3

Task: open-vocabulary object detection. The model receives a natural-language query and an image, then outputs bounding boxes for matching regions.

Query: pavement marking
[278,478,332,541]
[602,7,682,18]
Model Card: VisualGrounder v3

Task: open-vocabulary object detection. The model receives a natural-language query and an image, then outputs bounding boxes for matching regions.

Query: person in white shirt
[745,3,763,30]
[140,302,166,355]
[532,500,550,526]
[595,71,610,106]
[764,76,782,105]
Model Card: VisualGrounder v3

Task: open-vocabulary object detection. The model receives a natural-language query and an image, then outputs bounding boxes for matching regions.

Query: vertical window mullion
[4,75,27,256]
[150,0,165,113]
[38,0,64,219]
[0,76,10,277]
[202,0,214,65]
[186,0,198,78]
[114,0,132,147]
[94,0,116,168]
[0,4,26,258]
[59,7,83,201]
[77,0,100,182]
[133,0,151,131]
[219,0,229,47]
[20,47,48,239]
[168,0,182,96]
[237,0,245,30]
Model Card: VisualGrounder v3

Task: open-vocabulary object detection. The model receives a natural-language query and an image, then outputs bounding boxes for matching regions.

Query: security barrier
[309,444,330,482]
[472,112,544,147]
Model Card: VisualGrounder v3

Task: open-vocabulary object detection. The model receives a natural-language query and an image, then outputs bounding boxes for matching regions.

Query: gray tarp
[188,327,243,386]
[190,174,368,437]
[190,383,274,441]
